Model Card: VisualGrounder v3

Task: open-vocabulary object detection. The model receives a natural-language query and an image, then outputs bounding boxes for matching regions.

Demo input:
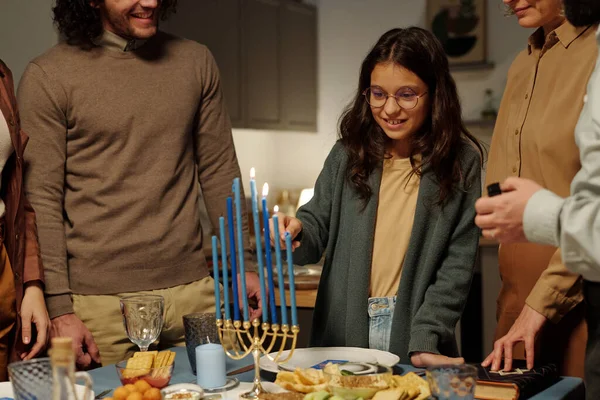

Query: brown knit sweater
[18,31,251,318]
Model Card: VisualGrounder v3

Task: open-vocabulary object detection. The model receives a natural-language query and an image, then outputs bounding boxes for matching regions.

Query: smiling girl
[273,27,483,367]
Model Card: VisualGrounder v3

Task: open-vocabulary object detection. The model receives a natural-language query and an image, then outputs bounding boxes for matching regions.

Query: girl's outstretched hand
[269,212,302,251]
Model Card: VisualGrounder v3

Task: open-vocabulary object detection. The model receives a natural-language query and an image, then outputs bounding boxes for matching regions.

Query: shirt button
[514,129,519,136]
[8,117,14,126]
[512,166,518,173]
[15,233,19,240]
[525,93,529,99]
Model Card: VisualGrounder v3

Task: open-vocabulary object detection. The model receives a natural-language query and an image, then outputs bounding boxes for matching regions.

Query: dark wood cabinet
[243,0,282,129]
[162,0,317,132]
[280,1,318,131]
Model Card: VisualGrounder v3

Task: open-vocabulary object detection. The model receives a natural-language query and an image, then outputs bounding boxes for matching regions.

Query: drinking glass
[182,312,219,374]
[120,294,165,352]
[426,364,478,400]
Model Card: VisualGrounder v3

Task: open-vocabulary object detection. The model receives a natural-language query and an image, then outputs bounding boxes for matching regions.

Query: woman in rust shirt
[484,0,598,377]
[0,59,49,381]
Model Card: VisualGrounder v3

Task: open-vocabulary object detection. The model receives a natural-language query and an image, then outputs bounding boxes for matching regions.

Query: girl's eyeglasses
[363,87,427,110]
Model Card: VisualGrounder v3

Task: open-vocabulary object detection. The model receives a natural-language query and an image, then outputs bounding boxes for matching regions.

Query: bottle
[50,337,93,400]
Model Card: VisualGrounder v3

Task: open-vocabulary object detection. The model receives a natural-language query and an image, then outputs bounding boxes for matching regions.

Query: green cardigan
[294,140,481,364]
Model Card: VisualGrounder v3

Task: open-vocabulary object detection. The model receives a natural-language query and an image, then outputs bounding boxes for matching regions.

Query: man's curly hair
[53,0,177,48]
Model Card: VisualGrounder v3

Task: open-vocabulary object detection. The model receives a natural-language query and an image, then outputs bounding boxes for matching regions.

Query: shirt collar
[527,21,591,54]
[95,30,148,52]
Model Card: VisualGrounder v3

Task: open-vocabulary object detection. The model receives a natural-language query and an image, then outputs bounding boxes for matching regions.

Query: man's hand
[241,272,265,321]
[411,352,464,367]
[51,313,101,369]
[19,282,50,360]
[482,305,547,371]
[475,177,543,243]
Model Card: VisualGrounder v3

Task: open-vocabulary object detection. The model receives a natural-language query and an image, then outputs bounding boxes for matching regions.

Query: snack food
[116,350,176,388]
[274,368,329,393]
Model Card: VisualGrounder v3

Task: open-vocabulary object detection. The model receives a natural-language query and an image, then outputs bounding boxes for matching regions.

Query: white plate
[0,381,94,400]
[220,382,287,399]
[259,347,400,374]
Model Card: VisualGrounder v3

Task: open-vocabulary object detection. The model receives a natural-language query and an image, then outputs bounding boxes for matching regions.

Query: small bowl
[115,360,174,388]
[324,363,392,399]
[160,383,205,400]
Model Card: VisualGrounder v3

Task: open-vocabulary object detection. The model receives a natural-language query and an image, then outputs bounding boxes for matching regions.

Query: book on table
[474,361,559,400]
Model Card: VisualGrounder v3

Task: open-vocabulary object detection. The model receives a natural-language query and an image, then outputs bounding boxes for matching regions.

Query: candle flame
[274,205,279,213]
[262,182,269,197]
[250,167,256,179]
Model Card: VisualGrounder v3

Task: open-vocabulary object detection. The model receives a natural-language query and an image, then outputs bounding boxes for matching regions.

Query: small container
[160,383,205,400]
[115,360,174,388]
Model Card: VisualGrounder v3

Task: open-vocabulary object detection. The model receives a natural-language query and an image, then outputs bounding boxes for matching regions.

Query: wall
[232,0,532,193]
[0,0,58,84]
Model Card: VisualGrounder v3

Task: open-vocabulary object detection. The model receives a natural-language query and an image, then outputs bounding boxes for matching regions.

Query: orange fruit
[126,391,143,400]
[113,387,130,400]
[124,384,138,393]
[133,380,151,394]
[143,388,161,400]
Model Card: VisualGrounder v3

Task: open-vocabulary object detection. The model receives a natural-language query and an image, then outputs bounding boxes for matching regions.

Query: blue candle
[262,185,278,325]
[250,169,268,322]
[219,217,230,321]
[196,343,226,389]
[233,178,249,322]
[272,207,288,325]
[211,236,222,320]
[226,197,240,321]
[285,232,297,326]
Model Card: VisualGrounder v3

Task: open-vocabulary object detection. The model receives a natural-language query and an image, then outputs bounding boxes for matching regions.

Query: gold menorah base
[217,318,300,399]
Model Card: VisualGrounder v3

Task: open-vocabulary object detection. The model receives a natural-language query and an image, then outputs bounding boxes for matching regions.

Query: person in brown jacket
[0,59,49,381]
[482,0,598,377]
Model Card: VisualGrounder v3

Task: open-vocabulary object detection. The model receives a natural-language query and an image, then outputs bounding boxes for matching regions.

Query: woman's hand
[411,352,464,367]
[269,212,302,250]
[19,282,50,360]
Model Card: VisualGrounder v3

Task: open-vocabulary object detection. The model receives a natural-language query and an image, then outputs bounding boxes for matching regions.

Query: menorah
[211,169,300,399]
[216,318,300,399]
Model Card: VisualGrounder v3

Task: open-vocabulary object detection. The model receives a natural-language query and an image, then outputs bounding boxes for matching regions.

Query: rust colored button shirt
[485,22,598,377]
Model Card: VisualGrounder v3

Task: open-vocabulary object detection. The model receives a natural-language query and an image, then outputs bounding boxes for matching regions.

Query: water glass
[426,364,478,400]
[120,294,165,352]
[8,358,93,400]
[182,312,219,374]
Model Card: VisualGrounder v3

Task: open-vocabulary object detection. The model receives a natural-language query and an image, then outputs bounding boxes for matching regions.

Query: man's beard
[564,0,600,27]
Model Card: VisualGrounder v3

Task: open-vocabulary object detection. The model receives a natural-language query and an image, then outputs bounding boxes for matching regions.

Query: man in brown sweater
[17,0,262,367]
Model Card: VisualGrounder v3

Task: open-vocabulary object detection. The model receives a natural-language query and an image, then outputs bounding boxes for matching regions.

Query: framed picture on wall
[427,0,487,66]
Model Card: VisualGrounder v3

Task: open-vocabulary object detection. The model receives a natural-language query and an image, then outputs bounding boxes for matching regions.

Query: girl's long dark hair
[339,27,483,205]
[52,0,178,49]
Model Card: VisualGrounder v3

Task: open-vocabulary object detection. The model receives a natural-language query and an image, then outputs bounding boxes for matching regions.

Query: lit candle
[233,178,249,322]
[219,217,230,321]
[272,205,288,325]
[284,232,297,326]
[212,236,222,320]
[250,168,268,322]
[226,197,240,321]
[262,184,278,324]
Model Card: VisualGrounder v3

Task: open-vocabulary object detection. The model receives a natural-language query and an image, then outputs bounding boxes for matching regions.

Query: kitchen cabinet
[162,0,317,132]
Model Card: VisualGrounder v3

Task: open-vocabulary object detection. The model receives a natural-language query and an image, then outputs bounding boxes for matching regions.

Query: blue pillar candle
[211,236,222,320]
[284,232,298,326]
[226,197,240,321]
[233,178,250,322]
[249,168,268,322]
[272,206,288,325]
[195,343,226,389]
[262,184,278,325]
[218,217,230,321]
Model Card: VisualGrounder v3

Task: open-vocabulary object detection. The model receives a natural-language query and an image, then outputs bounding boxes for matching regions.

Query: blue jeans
[368,296,396,351]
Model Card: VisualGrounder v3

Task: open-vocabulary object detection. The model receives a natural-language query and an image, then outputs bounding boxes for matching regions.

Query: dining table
[88,346,585,400]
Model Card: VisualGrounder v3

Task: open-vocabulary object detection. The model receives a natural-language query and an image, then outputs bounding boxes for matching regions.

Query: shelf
[450,61,495,72]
